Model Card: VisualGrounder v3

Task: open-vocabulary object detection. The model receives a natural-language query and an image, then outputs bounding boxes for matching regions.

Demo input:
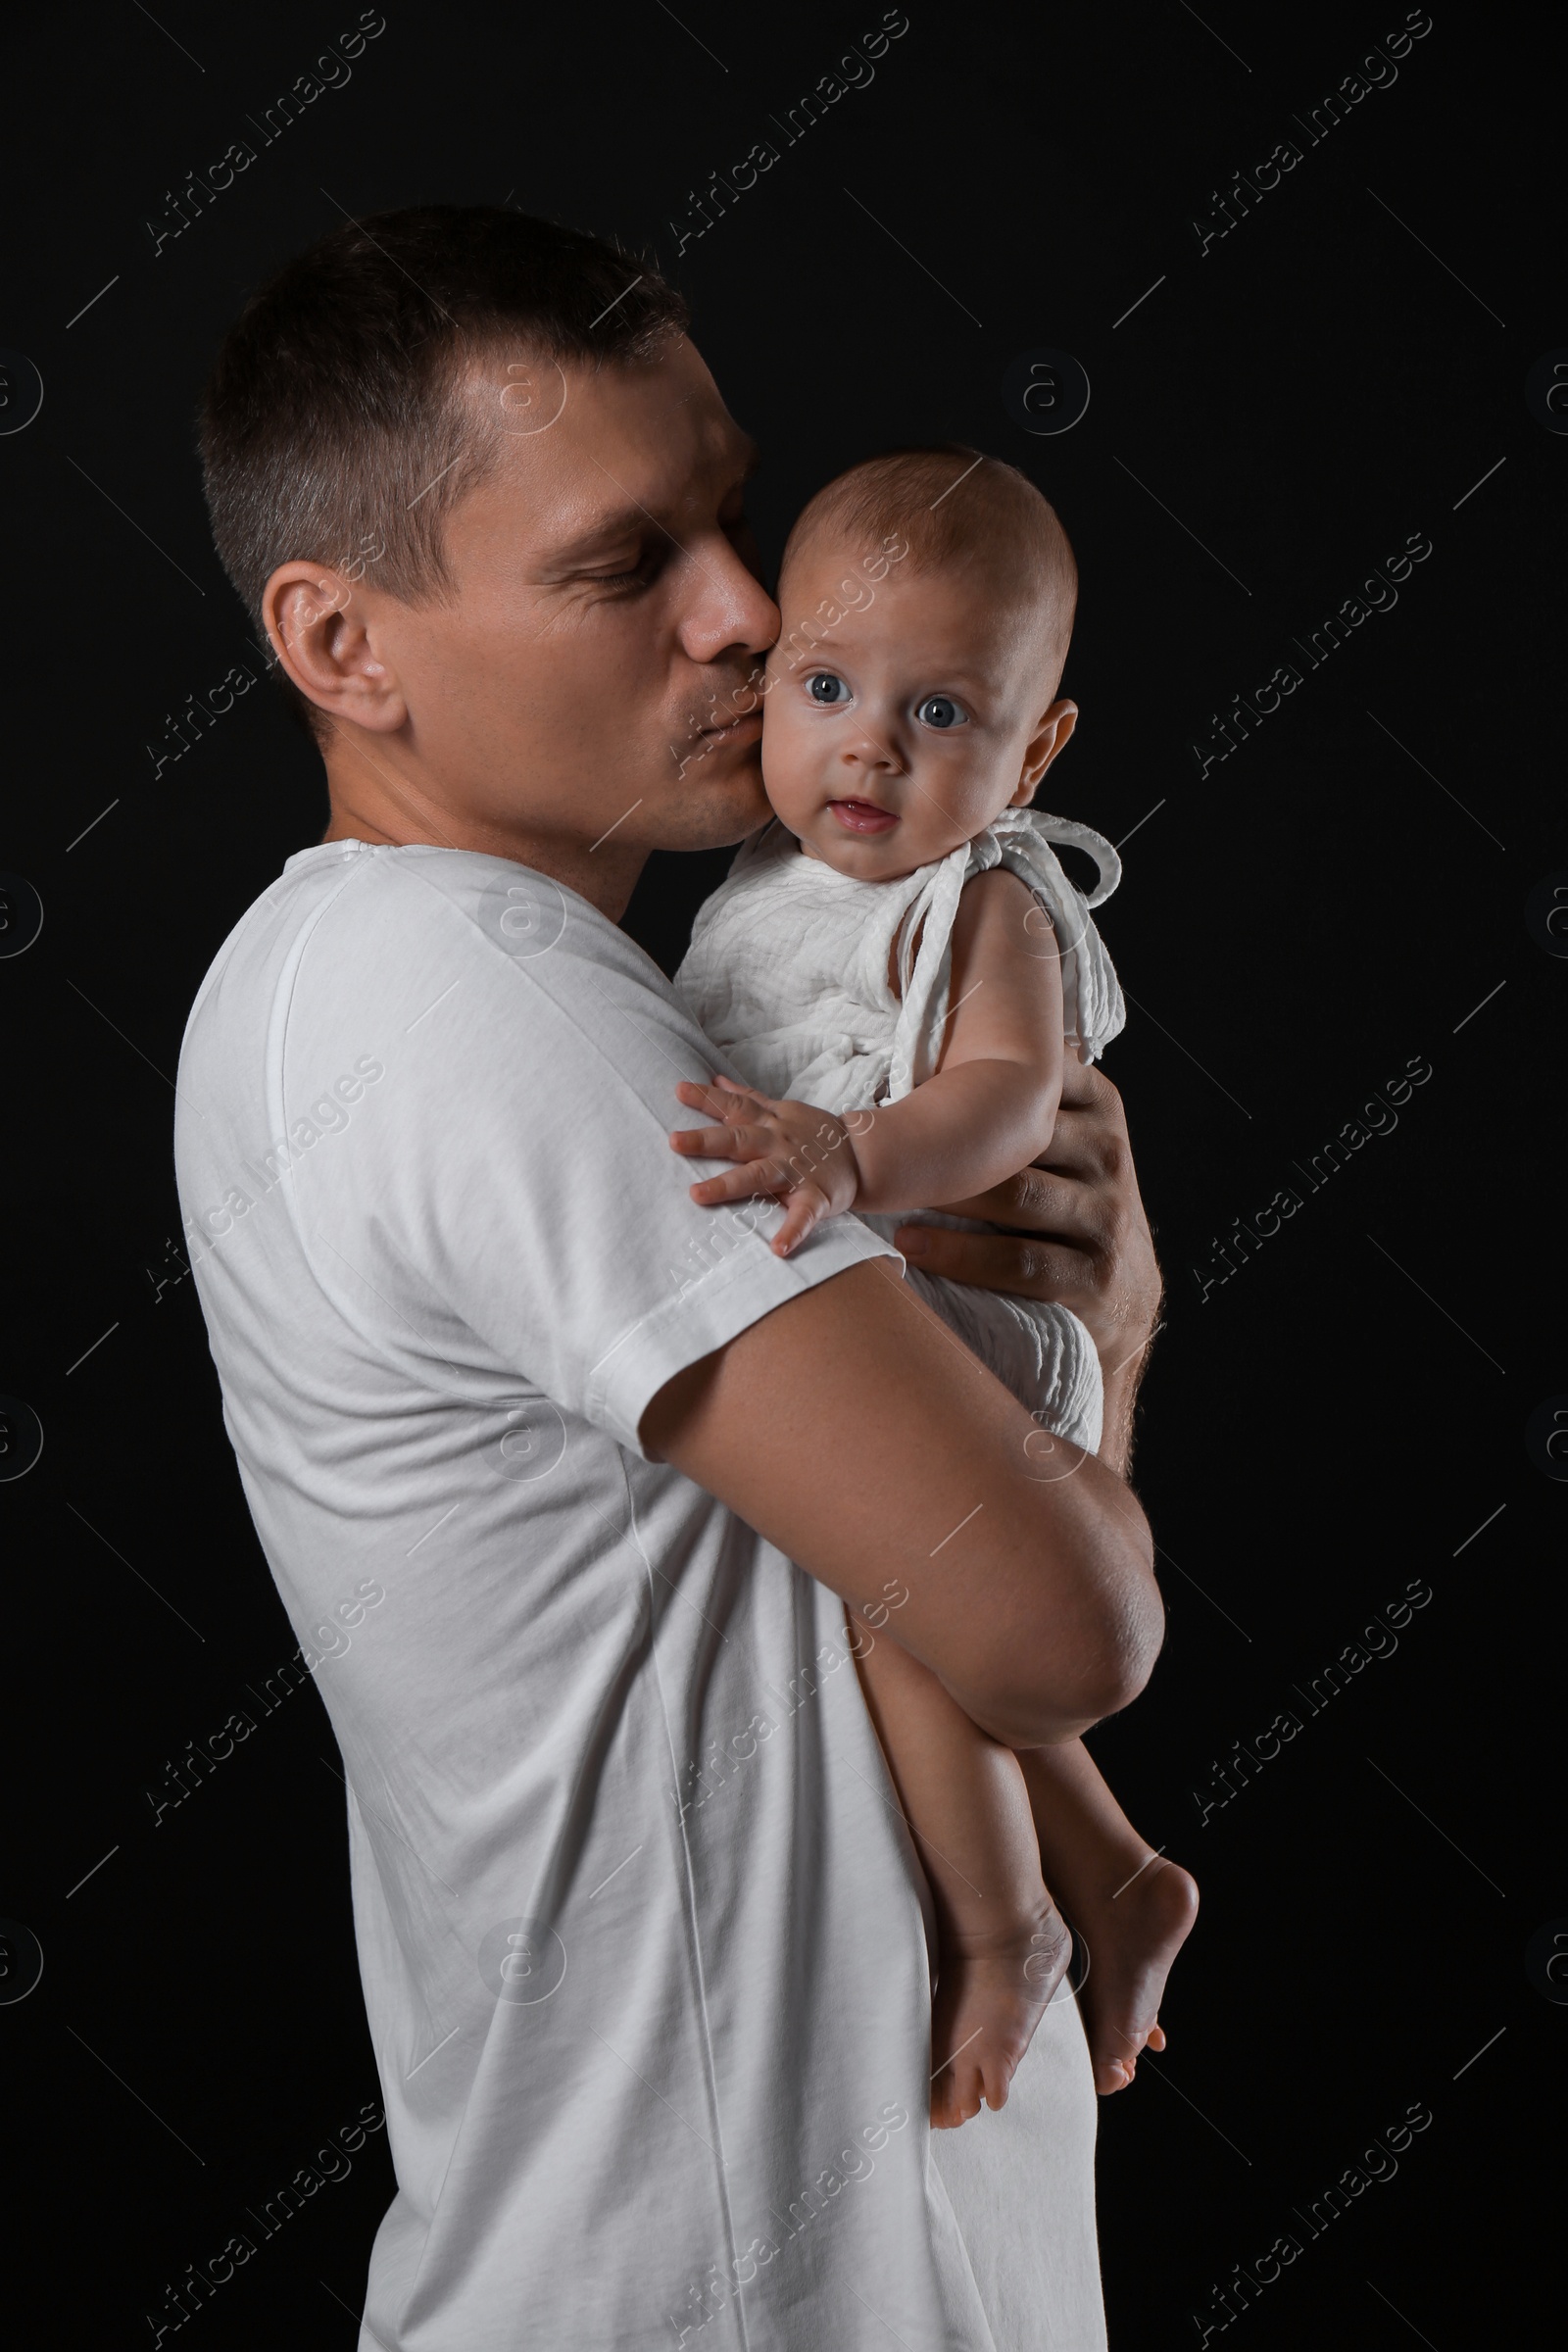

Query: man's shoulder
[184,843,667,1043]
[176,842,694,1175]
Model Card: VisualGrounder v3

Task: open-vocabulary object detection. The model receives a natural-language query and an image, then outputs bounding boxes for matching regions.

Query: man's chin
[661,758,771,853]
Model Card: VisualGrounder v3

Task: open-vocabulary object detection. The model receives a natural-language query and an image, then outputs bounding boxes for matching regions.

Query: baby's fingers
[674,1077,773,1120]
[771,1185,830,1258]
[669,1120,773,1164]
[687,1161,790,1208]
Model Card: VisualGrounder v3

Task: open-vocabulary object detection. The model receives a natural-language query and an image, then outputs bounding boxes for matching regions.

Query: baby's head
[761,447,1079,880]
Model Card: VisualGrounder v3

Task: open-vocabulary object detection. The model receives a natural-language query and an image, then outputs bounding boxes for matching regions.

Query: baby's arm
[670,868,1065,1253]
[852,865,1065,1212]
[852,1606,1071,2128]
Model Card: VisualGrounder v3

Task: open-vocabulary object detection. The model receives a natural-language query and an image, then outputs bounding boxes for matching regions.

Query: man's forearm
[644,1259,1163,1748]
[1098,1337,1152,1480]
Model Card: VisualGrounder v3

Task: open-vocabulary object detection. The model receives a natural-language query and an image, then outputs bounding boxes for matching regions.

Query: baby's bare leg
[852,1614,1070,2129]
[1018,1741,1198,2094]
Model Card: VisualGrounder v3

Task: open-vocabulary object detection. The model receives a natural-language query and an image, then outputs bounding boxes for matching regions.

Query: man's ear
[1010,698,1078,805]
[263,563,407,734]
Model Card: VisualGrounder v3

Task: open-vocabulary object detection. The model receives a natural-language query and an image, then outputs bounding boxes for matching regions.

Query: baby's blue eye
[916,694,966,729]
[807,671,851,705]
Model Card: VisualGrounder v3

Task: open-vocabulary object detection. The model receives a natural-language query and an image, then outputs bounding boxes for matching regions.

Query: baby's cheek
[900,769,992,865]
[947,753,1027,849]
[759,698,813,825]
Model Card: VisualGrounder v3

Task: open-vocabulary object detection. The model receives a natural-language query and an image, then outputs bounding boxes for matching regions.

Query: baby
[671,447,1197,2128]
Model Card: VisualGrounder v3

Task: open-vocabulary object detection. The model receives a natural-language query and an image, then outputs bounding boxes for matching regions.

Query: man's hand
[892,1056,1162,1474]
[670,1074,862,1257]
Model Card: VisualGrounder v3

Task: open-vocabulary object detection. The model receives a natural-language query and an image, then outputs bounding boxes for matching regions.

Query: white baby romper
[674,806,1126,1451]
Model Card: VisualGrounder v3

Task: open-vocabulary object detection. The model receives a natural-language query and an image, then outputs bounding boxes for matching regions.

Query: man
[177,206,1165,2349]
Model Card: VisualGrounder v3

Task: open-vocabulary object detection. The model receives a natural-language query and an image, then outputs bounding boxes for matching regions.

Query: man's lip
[698,710,762,743]
[828,796,899,833]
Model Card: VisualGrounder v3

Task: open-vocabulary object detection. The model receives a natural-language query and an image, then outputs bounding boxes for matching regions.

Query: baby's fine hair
[780,444,1078,677]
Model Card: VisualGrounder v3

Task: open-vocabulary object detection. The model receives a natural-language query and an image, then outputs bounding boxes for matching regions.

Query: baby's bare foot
[1076,1854,1199,2095]
[929,1900,1071,2130]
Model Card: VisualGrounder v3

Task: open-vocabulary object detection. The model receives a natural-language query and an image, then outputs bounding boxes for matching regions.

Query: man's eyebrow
[547,502,651,564]
[547,441,760,567]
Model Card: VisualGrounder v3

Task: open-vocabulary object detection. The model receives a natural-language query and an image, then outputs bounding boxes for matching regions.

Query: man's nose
[679,535,779,663]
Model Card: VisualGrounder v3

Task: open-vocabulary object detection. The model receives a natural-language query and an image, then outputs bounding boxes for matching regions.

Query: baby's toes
[979,2048,1017,2115]
[953,2066,985,2125]
[947,2059,988,2128]
[930,2075,969,2130]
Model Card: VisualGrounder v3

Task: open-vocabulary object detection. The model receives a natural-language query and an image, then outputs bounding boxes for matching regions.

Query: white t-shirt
[174,840,1011,2351]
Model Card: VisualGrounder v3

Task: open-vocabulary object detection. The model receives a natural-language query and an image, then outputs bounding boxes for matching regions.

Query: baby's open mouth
[828,797,898,834]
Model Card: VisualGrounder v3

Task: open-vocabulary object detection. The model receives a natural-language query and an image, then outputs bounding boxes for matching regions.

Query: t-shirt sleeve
[279,853,899,1454]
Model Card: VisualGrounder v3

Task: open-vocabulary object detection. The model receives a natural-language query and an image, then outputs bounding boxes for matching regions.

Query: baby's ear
[1022,698,1079,791]
[1008,770,1038,808]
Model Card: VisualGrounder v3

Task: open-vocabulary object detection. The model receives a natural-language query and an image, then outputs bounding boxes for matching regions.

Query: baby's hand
[670,1076,862,1257]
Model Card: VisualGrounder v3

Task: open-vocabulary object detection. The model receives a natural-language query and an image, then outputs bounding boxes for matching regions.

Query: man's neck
[319,752,645,922]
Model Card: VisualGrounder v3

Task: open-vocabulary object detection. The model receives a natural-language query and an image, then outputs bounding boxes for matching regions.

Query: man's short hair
[781,444,1078,685]
[199,205,688,730]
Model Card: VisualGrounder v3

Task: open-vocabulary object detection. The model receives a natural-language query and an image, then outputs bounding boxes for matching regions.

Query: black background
[1,2,1560,2344]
